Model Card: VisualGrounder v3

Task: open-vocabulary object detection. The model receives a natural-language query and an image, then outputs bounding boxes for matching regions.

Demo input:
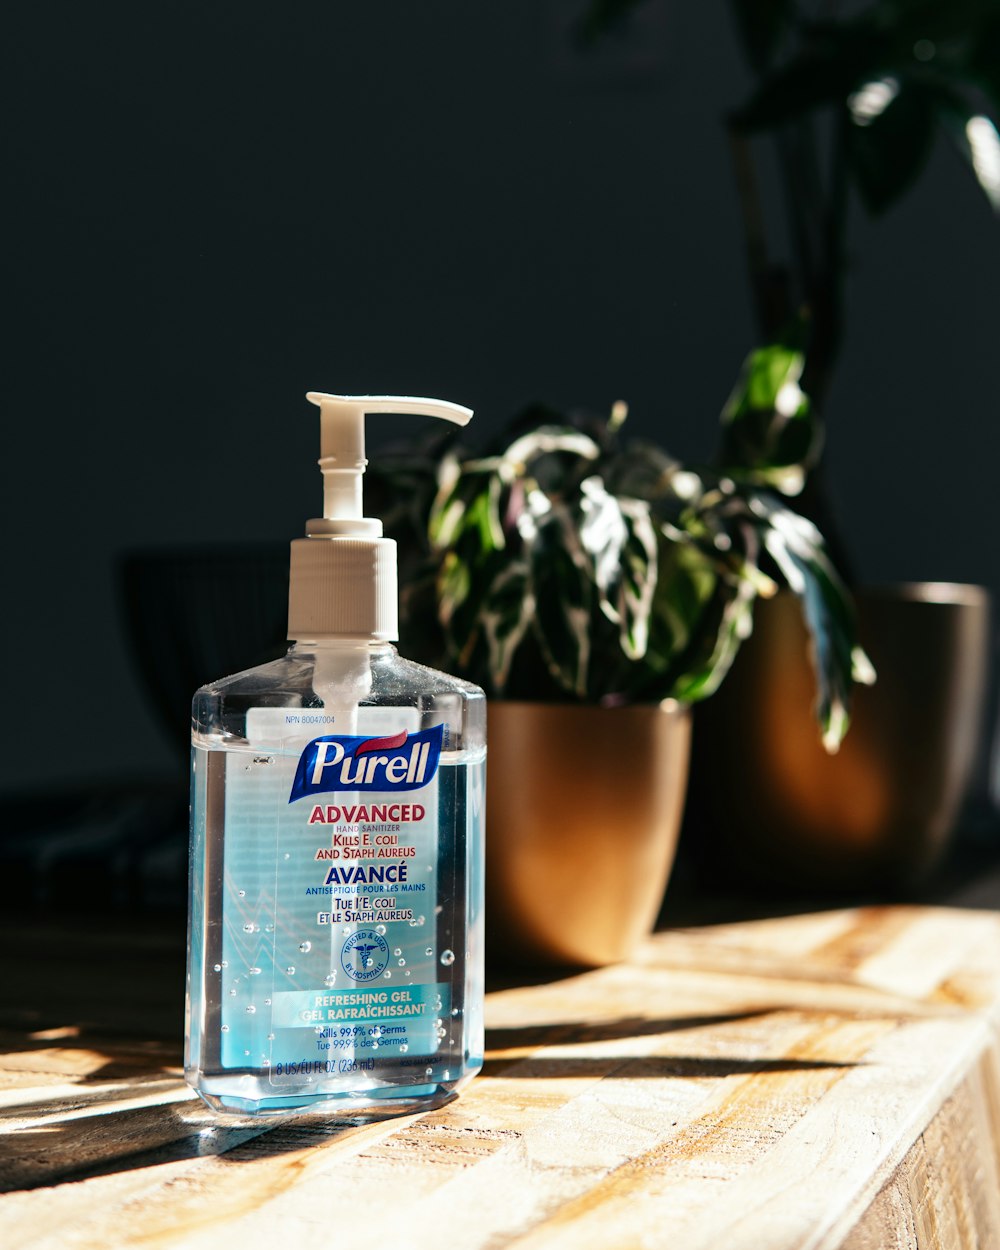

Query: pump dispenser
[288,393,471,640]
[186,390,485,1118]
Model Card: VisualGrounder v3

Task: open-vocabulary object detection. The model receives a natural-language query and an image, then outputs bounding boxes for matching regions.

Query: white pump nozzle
[305,393,473,535]
[288,391,474,641]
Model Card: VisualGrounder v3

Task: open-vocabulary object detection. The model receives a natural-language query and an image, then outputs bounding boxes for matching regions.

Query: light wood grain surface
[1,905,999,1249]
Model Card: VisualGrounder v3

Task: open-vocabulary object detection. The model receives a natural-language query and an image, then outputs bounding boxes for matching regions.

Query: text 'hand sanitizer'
[185,393,486,1116]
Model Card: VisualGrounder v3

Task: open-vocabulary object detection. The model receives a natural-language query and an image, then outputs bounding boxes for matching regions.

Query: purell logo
[288,725,443,803]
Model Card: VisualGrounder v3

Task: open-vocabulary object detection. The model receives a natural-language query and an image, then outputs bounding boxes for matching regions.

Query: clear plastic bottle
[185,394,485,1116]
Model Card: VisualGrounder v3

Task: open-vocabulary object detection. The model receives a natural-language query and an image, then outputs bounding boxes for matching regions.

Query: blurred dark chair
[120,544,291,761]
[0,546,291,912]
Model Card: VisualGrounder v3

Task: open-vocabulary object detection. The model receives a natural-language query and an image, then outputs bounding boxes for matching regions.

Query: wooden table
[1,904,999,1249]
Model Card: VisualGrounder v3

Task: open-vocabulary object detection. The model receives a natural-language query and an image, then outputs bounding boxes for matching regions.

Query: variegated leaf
[751,492,874,751]
[524,498,592,698]
[429,458,505,553]
[501,427,602,477]
[616,499,658,660]
[579,475,628,624]
[665,519,764,704]
[480,561,534,692]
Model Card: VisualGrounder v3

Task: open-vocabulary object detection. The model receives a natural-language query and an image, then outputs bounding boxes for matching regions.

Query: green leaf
[650,538,719,661]
[429,457,504,552]
[616,499,659,660]
[719,340,821,494]
[578,476,629,622]
[438,551,471,623]
[668,580,757,704]
[524,500,592,698]
[748,492,874,750]
[624,534,724,703]
[849,78,936,214]
[468,477,506,551]
[438,548,511,675]
[576,477,659,661]
[936,98,1000,213]
[735,26,888,131]
[501,427,602,477]
[479,561,533,692]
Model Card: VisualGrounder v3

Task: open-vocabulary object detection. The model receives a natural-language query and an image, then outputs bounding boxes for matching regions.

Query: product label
[289,726,443,801]
[218,708,450,1081]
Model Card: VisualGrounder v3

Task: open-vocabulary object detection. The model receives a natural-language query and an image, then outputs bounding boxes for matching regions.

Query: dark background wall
[5,1,999,793]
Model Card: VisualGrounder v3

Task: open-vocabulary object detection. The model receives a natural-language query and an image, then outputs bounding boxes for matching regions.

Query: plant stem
[727,123,791,339]
[803,105,850,409]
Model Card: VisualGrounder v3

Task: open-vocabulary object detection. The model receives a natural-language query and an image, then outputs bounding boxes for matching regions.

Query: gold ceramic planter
[692,584,991,890]
[486,701,691,968]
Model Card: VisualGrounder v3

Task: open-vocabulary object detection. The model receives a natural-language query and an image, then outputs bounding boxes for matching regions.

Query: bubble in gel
[213,964,222,972]
[246,1005,256,1014]
[286,966,296,976]
[393,948,401,957]
[244,1049,250,1057]
[324,973,336,987]
[221,961,229,969]
[249,966,261,975]
[221,1025,229,1033]
[298,941,312,953]
[404,970,411,978]
[440,949,455,966]
[371,1027,382,1038]
[375,924,386,936]
[283,853,291,861]
[417,916,425,927]
[383,971,392,979]
[400,1044,408,1054]
[265,923,275,933]
[238,890,246,899]
[425,1067,433,1076]
[229,989,237,997]
[425,947,433,957]
[398,958,406,967]
[262,1058,271,1068]
[267,1033,275,1041]
[264,998,271,1006]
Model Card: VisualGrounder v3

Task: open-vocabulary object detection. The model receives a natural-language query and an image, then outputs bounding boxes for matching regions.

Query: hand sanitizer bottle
[185,393,486,1116]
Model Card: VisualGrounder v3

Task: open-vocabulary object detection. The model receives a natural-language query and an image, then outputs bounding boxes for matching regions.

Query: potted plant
[370,359,870,966]
[576,0,998,889]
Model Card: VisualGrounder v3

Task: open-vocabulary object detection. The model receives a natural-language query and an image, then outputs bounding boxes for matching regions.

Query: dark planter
[690,584,991,891]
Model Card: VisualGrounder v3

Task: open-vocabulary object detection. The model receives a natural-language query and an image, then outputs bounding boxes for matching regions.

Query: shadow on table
[0,1091,428,1193]
[481,1053,861,1080]
[482,1007,862,1079]
[484,1009,771,1052]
